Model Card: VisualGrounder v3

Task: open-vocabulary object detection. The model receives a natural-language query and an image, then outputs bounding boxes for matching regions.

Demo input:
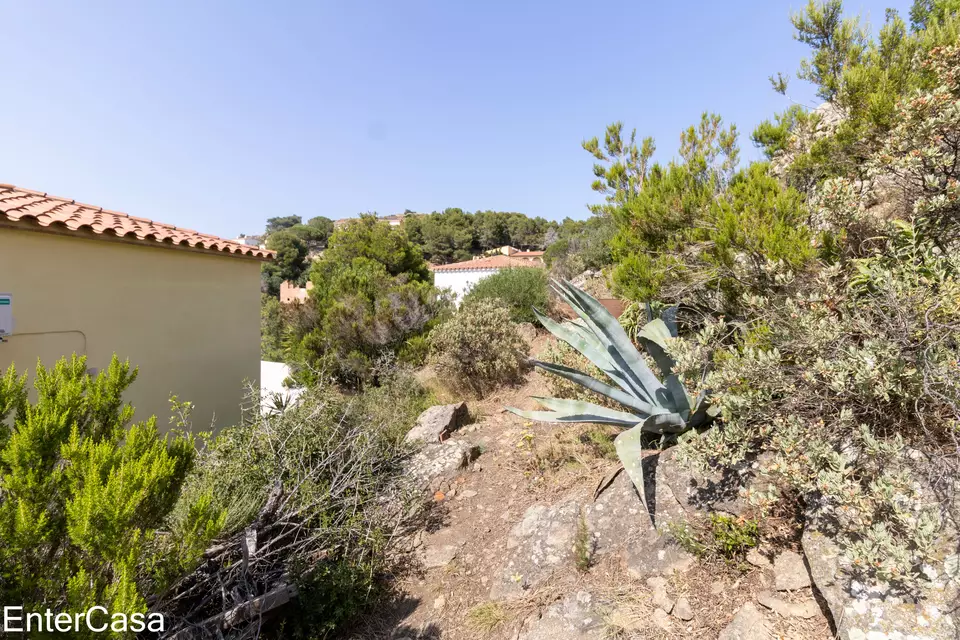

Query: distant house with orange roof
[430,251,544,302]
[0,183,273,430]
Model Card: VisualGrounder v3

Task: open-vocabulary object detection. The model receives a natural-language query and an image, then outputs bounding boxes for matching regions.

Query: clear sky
[0,0,907,239]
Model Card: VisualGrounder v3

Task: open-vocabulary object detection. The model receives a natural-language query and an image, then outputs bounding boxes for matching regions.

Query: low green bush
[0,355,217,636]
[428,299,527,396]
[462,267,550,324]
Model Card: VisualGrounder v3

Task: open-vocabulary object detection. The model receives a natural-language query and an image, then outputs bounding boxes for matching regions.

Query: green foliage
[428,299,527,396]
[462,267,549,324]
[0,355,210,637]
[284,215,450,386]
[543,215,616,279]
[768,0,959,187]
[751,105,809,158]
[403,209,555,264]
[668,514,760,560]
[265,215,303,236]
[507,282,717,504]
[582,121,655,215]
[261,293,285,361]
[602,113,742,302]
[262,230,310,296]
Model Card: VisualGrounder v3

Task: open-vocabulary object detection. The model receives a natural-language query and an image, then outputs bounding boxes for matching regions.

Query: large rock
[490,500,581,600]
[407,439,478,487]
[802,527,958,639]
[518,591,603,640]
[718,602,771,640]
[656,448,754,517]
[405,402,468,444]
[583,470,647,555]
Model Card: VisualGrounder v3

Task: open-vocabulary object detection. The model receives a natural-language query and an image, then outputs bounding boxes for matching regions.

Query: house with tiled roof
[430,252,544,302]
[0,184,273,430]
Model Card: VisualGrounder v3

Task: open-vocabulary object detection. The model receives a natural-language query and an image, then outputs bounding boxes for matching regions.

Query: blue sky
[0,0,907,239]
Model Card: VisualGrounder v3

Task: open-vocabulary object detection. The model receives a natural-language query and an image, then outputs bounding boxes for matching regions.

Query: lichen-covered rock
[756,591,819,619]
[802,527,957,639]
[490,500,580,600]
[718,602,771,640]
[623,532,694,580]
[773,550,811,591]
[583,470,647,555]
[518,591,603,640]
[405,402,468,444]
[407,439,478,487]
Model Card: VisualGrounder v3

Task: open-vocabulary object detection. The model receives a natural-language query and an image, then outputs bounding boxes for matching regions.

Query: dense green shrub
[462,267,549,324]
[428,299,527,396]
[260,293,285,361]
[165,364,430,637]
[0,355,216,637]
[284,215,451,386]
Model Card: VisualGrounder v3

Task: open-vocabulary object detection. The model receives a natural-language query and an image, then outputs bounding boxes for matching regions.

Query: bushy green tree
[261,230,310,296]
[265,215,303,236]
[285,216,448,385]
[462,267,550,324]
[755,0,959,186]
[0,355,218,638]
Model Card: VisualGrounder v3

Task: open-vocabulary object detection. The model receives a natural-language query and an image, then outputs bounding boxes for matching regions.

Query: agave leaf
[637,412,689,434]
[534,308,641,398]
[506,397,643,427]
[614,421,650,517]
[636,316,692,417]
[554,280,666,404]
[530,359,667,418]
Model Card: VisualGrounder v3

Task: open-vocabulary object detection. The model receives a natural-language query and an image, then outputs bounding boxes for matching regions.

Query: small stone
[433,595,446,610]
[757,591,819,619]
[673,596,694,621]
[433,491,445,501]
[460,489,478,499]
[711,581,725,595]
[747,548,772,569]
[446,487,457,499]
[719,602,771,640]
[651,607,672,631]
[423,543,461,569]
[774,550,811,591]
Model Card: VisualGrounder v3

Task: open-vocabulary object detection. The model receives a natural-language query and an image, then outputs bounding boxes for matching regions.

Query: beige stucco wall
[0,225,262,431]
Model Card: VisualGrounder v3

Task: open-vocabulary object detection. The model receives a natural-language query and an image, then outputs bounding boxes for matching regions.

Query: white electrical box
[0,293,11,336]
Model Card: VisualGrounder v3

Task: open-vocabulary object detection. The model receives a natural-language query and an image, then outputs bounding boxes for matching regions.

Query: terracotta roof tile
[430,255,546,271]
[0,184,274,260]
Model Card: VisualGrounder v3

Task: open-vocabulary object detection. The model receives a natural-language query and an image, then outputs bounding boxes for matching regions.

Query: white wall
[433,268,500,303]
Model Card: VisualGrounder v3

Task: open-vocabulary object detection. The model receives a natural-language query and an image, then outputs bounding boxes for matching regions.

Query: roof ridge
[0,183,274,260]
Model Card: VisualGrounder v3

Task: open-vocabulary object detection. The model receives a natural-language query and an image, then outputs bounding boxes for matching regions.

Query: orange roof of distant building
[0,184,273,260]
[430,255,545,271]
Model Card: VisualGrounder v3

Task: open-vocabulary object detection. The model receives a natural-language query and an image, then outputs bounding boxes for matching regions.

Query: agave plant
[507,280,717,508]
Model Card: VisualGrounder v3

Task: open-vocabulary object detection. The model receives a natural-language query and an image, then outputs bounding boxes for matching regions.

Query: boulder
[490,500,581,600]
[407,439,479,487]
[405,402,468,444]
[673,596,694,621]
[518,591,603,640]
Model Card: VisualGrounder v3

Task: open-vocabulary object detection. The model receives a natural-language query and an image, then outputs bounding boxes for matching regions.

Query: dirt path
[351,339,833,640]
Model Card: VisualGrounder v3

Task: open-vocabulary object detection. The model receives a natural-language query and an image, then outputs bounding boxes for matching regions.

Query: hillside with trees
[6,1,960,638]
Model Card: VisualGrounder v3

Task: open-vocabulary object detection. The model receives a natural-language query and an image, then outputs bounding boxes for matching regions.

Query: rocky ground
[348,336,957,640]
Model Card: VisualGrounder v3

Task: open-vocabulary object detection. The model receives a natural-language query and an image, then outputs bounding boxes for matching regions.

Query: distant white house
[431,253,544,302]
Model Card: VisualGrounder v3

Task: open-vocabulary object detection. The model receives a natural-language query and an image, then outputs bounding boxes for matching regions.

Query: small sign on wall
[0,293,12,336]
